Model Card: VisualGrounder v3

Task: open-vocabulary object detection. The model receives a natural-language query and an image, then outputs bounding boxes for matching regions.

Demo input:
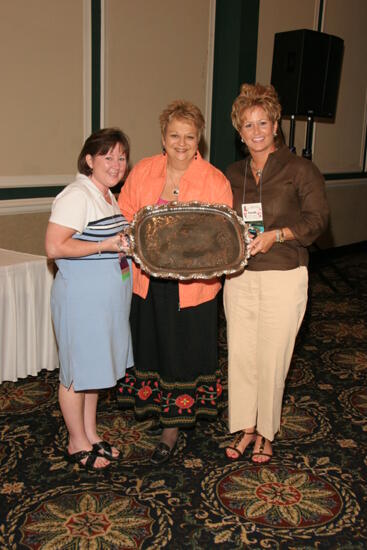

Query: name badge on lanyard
[119,254,130,281]
[241,202,264,235]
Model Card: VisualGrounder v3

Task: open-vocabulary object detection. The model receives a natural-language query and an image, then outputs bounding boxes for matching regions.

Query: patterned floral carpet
[1,244,367,549]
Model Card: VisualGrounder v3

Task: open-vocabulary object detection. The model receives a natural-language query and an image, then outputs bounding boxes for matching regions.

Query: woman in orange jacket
[118,100,232,464]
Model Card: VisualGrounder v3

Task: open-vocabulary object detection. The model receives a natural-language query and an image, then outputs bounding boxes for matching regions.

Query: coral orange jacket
[118,152,233,308]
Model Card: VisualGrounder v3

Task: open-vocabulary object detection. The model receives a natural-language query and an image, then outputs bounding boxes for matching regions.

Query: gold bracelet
[276,229,285,243]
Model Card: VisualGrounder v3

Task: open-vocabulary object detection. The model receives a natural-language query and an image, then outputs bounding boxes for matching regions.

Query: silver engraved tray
[124,201,250,280]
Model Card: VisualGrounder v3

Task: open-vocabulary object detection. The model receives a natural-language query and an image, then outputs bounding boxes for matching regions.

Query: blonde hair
[159,100,205,139]
[231,83,281,132]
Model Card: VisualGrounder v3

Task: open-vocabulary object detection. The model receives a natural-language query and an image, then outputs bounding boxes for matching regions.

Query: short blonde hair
[231,83,281,132]
[159,100,205,139]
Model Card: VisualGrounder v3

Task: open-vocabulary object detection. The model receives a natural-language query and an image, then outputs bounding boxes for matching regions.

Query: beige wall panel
[256,0,318,156]
[0,212,50,255]
[256,0,317,84]
[0,0,85,176]
[105,0,212,165]
[317,179,367,248]
[313,0,367,173]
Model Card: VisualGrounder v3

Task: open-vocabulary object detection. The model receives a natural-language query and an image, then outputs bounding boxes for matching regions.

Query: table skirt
[0,248,59,383]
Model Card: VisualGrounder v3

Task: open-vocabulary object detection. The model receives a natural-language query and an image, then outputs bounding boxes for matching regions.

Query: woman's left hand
[100,232,130,254]
[248,230,277,256]
[116,232,130,254]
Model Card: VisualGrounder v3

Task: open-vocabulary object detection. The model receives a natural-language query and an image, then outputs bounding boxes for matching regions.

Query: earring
[241,137,244,143]
[194,151,198,160]
[162,147,166,156]
[273,132,278,137]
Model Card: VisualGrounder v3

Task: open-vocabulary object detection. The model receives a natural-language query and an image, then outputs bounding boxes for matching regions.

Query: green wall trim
[317,0,324,32]
[210,0,260,173]
[91,0,101,132]
[0,187,65,200]
[324,172,367,181]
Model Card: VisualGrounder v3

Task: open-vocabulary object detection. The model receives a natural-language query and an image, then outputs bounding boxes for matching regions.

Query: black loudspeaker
[271,29,344,118]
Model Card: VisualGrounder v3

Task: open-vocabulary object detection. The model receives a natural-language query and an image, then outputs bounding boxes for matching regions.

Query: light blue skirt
[51,254,133,391]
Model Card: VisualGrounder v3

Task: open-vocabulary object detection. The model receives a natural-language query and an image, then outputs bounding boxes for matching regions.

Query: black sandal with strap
[92,440,120,460]
[225,430,256,460]
[150,440,177,465]
[251,436,273,464]
[66,449,110,470]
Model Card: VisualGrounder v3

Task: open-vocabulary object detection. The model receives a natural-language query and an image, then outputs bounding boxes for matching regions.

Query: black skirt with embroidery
[117,277,223,427]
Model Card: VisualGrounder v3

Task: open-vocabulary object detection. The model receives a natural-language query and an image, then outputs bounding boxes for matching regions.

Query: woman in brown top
[223,83,329,463]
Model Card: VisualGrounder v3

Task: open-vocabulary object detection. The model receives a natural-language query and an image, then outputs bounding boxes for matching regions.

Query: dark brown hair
[78,128,130,176]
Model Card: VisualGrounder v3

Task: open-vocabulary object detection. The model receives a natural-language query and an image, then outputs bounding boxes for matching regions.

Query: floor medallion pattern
[0,245,367,548]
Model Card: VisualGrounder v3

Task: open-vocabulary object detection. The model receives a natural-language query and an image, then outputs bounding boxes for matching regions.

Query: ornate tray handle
[123,201,250,280]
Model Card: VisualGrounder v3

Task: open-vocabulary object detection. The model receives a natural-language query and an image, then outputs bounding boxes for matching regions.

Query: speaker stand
[288,115,296,153]
[302,112,314,160]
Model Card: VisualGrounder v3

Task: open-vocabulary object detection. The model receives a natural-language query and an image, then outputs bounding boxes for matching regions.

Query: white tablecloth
[0,248,59,383]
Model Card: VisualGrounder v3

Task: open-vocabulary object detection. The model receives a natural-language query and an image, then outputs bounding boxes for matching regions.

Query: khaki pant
[223,267,308,441]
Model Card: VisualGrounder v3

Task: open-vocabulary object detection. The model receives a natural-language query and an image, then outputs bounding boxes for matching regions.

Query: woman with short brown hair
[46,128,132,470]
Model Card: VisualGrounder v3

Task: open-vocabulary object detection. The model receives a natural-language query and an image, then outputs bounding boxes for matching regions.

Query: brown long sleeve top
[226,145,329,271]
